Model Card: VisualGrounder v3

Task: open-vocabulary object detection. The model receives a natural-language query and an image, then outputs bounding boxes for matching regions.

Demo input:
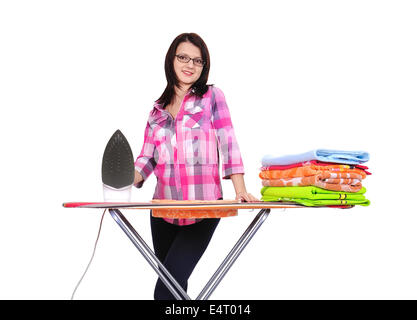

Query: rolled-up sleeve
[134,121,156,188]
[211,87,245,179]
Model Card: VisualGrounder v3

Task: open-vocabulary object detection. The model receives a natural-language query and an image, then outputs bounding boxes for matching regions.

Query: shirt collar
[153,88,194,112]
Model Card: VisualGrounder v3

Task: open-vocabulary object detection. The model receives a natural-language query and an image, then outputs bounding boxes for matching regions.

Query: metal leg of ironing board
[196,208,271,300]
[108,209,191,300]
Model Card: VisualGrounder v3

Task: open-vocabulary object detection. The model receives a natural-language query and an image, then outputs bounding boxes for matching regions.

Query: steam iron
[102,129,134,201]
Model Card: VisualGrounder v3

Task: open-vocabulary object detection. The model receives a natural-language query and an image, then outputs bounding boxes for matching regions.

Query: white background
[1,0,416,300]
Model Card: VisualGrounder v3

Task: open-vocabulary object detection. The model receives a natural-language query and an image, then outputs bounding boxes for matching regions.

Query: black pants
[150,213,220,300]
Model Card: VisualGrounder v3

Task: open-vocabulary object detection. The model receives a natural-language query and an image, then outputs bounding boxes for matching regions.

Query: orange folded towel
[261,172,363,192]
[259,165,367,180]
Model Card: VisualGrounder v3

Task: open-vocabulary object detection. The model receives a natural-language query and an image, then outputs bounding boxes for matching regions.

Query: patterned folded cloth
[262,149,370,166]
[259,165,367,180]
[261,160,372,175]
[260,186,370,206]
[152,208,238,219]
[150,199,238,219]
[261,172,363,192]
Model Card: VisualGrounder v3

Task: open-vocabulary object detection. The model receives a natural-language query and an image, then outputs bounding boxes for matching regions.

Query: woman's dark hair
[155,33,211,111]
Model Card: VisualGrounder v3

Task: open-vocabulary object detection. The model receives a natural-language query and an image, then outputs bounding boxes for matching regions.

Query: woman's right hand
[134,170,144,185]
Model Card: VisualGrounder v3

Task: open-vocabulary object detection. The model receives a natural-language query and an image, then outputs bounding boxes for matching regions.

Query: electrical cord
[71,209,107,300]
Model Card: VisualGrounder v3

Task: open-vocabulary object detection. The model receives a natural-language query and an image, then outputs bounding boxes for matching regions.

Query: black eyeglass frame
[175,54,206,67]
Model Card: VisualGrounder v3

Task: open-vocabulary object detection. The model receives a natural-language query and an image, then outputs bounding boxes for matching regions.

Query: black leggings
[150,213,220,300]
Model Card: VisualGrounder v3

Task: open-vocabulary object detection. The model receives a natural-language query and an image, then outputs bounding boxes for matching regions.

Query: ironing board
[63,200,342,300]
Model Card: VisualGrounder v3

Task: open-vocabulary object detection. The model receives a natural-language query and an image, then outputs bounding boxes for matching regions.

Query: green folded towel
[260,186,370,206]
[261,196,370,206]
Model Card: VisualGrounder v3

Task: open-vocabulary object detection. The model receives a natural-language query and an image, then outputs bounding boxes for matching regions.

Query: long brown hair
[155,33,211,111]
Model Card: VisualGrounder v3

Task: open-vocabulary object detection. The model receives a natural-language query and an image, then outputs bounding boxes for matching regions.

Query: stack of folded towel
[260,149,371,207]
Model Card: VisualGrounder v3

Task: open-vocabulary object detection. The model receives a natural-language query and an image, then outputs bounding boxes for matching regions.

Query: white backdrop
[1,0,416,300]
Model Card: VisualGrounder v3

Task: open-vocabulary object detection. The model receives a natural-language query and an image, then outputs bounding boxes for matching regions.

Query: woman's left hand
[235,191,259,202]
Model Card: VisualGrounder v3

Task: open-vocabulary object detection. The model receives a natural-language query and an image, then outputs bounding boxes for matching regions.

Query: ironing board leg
[196,208,271,300]
[108,209,191,300]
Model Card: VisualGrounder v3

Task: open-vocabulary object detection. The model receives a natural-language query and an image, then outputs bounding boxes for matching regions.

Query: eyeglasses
[175,54,205,67]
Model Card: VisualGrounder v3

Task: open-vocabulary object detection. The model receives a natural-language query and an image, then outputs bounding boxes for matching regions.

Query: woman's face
[173,41,204,90]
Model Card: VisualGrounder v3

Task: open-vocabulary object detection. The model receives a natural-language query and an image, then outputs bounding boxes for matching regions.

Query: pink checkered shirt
[134,85,245,226]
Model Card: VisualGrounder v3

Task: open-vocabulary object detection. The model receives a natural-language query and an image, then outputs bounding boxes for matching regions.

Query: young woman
[134,32,258,300]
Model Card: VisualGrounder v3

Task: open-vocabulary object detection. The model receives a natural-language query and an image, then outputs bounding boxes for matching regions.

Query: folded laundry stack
[260,149,371,207]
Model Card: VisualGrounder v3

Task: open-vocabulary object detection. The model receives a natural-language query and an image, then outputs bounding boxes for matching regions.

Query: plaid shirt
[134,85,245,225]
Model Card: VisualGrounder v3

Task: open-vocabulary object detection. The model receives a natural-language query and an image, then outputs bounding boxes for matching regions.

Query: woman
[134,33,258,300]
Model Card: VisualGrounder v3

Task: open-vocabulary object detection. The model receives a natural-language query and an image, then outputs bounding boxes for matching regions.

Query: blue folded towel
[262,149,370,166]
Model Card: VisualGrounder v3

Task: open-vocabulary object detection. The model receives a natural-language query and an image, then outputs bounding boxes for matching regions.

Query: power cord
[71,209,107,300]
